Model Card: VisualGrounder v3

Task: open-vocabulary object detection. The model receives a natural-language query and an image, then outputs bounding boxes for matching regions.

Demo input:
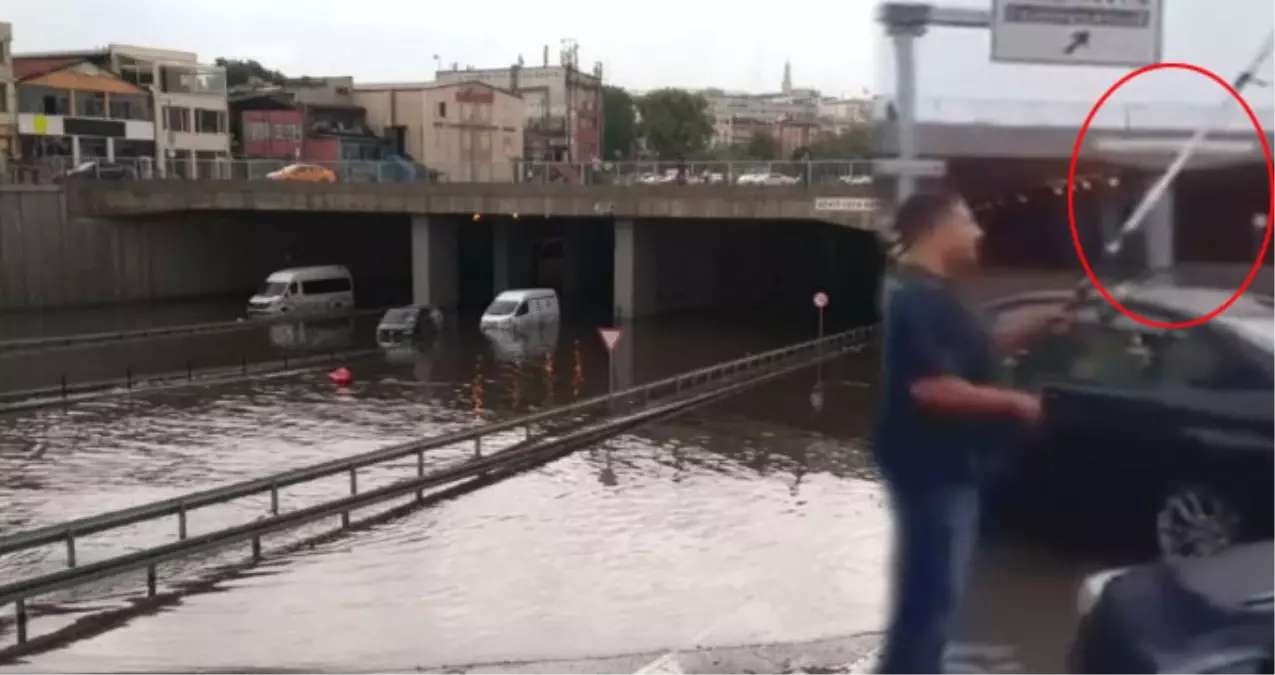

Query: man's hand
[1005,391,1043,424]
[995,304,1076,355]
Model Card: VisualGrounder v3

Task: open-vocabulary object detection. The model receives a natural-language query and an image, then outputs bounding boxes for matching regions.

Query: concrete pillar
[493,220,512,293]
[71,136,82,165]
[1145,183,1175,272]
[613,218,656,320]
[411,215,459,310]
[106,138,116,162]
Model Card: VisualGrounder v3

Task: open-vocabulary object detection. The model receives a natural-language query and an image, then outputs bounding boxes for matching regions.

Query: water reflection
[266,316,356,350]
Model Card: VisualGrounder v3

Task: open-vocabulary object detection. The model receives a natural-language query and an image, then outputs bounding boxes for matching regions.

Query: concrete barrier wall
[0,187,411,312]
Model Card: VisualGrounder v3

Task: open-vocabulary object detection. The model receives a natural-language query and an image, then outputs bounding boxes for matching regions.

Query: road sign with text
[990,0,1163,67]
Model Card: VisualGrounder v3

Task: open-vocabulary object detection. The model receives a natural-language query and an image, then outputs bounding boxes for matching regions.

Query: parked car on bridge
[982,281,1273,559]
[266,163,337,183]
[57,160,137,181]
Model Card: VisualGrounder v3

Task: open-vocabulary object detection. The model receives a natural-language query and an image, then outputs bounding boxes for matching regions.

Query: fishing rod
[1077,30,1275,300]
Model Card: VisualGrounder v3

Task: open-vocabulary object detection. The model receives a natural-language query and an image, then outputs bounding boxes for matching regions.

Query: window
[437,102,447,118]
[300,277,352,295]
[75,91,108,117]
[1142,328,1269,392]
[164,106,190,132]
[0,40,7,64]
[195,109,224,134]
[514,302,529,317]
[0,84,6,114]
[273,123,301,141]
[245,121,270,141]
[110,94,150,120]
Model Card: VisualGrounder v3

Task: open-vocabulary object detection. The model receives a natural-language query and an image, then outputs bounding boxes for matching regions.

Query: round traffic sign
[813,292,829,309]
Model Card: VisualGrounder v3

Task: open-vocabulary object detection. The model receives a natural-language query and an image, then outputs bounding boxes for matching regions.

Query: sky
[1,0,878,96]
[875,0,1275,113]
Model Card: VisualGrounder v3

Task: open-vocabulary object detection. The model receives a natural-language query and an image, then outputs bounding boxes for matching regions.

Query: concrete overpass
[0,182,887,319]
[873,98,1274,271]
[66,181,878,228]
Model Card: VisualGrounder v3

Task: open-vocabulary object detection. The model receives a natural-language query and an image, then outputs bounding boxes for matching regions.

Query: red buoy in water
[327,367,353,387]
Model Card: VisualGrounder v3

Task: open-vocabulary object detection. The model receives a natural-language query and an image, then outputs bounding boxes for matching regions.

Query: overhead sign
[871,158,947,178]
[597,327,623,352]
[814,197,878,212]
[990,0,1164,67]
[813,292,829,309]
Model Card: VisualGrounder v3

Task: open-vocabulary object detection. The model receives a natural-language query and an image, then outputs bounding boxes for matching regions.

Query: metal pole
[890,27,922,204]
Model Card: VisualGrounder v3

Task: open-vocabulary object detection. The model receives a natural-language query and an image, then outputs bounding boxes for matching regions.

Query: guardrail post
[126,367,133,390]
[270,481,280,515]
[242,356,248,376]
[177,503,188,540]
[65,528,76,568]
[252,536,262,561]
[474,436,482,458]
[60,374,68,401]
[348,467,358,496]
[15,598,27,644]
[147,564,157,596]
[416,450,425,503]
[186,360,193,382]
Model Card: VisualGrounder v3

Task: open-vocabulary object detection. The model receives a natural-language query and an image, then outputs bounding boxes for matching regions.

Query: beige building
[354,80,525,182]
[16,43,228,177]
[0,22,15,165]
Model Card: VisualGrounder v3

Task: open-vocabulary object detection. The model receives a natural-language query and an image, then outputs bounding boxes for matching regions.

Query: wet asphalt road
[0,309,1112,673]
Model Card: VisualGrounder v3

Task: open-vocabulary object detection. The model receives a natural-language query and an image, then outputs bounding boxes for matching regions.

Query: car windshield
[485,300,519,316]
[381,307,419,325]
[258,281,288,296]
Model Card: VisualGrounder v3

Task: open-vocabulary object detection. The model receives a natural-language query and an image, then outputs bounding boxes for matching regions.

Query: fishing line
[1080,30,1275,296]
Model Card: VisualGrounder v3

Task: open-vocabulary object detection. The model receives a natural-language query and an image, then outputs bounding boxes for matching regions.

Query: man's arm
[893,292,1040,420]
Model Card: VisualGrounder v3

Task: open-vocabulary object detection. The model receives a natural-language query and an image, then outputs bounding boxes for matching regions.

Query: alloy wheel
[1155,485,1241,558]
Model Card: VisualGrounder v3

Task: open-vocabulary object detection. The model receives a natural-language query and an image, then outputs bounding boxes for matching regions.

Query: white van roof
[493,288,557,302]
[266,265,351,283]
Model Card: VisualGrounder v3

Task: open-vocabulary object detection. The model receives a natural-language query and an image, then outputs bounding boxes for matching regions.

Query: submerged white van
[247,265,355,316]
[480,288,560,330]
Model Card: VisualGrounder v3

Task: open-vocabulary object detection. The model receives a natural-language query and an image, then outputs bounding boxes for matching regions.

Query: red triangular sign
[598,327,623,351]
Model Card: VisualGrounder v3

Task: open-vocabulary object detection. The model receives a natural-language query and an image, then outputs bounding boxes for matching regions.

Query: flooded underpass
[0,309,1116,673]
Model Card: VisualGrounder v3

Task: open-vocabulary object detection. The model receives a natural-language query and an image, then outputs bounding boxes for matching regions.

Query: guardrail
[0,325,875,646]
[0,346,384,416]
[6,158,876,188]
[0,307,385,354]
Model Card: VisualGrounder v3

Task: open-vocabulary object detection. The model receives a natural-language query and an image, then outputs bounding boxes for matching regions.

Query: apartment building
[434,44,602,163]
[14,58,155,168]
[354,81,525,182]
[232,76,395,163]
[0,23,15,165]
[15,44,229,176]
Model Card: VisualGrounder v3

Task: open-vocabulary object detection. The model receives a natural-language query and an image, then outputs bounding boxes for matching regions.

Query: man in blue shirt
[873,191,1067,674]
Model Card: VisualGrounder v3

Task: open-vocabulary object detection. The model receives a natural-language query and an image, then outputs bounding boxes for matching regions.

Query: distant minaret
[781,60,792,93]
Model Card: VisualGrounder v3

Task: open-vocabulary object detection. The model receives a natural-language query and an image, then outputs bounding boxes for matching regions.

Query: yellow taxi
[266,163,337,183]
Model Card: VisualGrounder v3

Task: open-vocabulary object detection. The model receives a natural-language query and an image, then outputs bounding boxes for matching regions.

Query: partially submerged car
[376,305,443,347]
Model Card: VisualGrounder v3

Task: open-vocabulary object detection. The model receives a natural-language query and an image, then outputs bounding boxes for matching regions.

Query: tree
[805,127,873,160]
[215,58,288,88]
[636,88,714,160]
[601,86,638,160]
[744,131,779,160]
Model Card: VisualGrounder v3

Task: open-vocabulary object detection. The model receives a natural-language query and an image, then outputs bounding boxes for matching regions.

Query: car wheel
[1155,484,1242,559]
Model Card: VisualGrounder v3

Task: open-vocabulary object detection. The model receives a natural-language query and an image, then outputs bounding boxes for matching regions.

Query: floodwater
[0,308,1108,673]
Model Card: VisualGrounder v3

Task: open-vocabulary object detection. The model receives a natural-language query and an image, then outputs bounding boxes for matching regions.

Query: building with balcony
[354,80,525,182]
[434,43,602,163]
[0,22,15,166]
[230,76,396,166]
[14,59,156,169]
[14,44,229,177]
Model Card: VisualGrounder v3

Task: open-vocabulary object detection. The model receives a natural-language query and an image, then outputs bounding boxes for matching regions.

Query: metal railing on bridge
[2,157,875,188]
[0,325,875,648]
